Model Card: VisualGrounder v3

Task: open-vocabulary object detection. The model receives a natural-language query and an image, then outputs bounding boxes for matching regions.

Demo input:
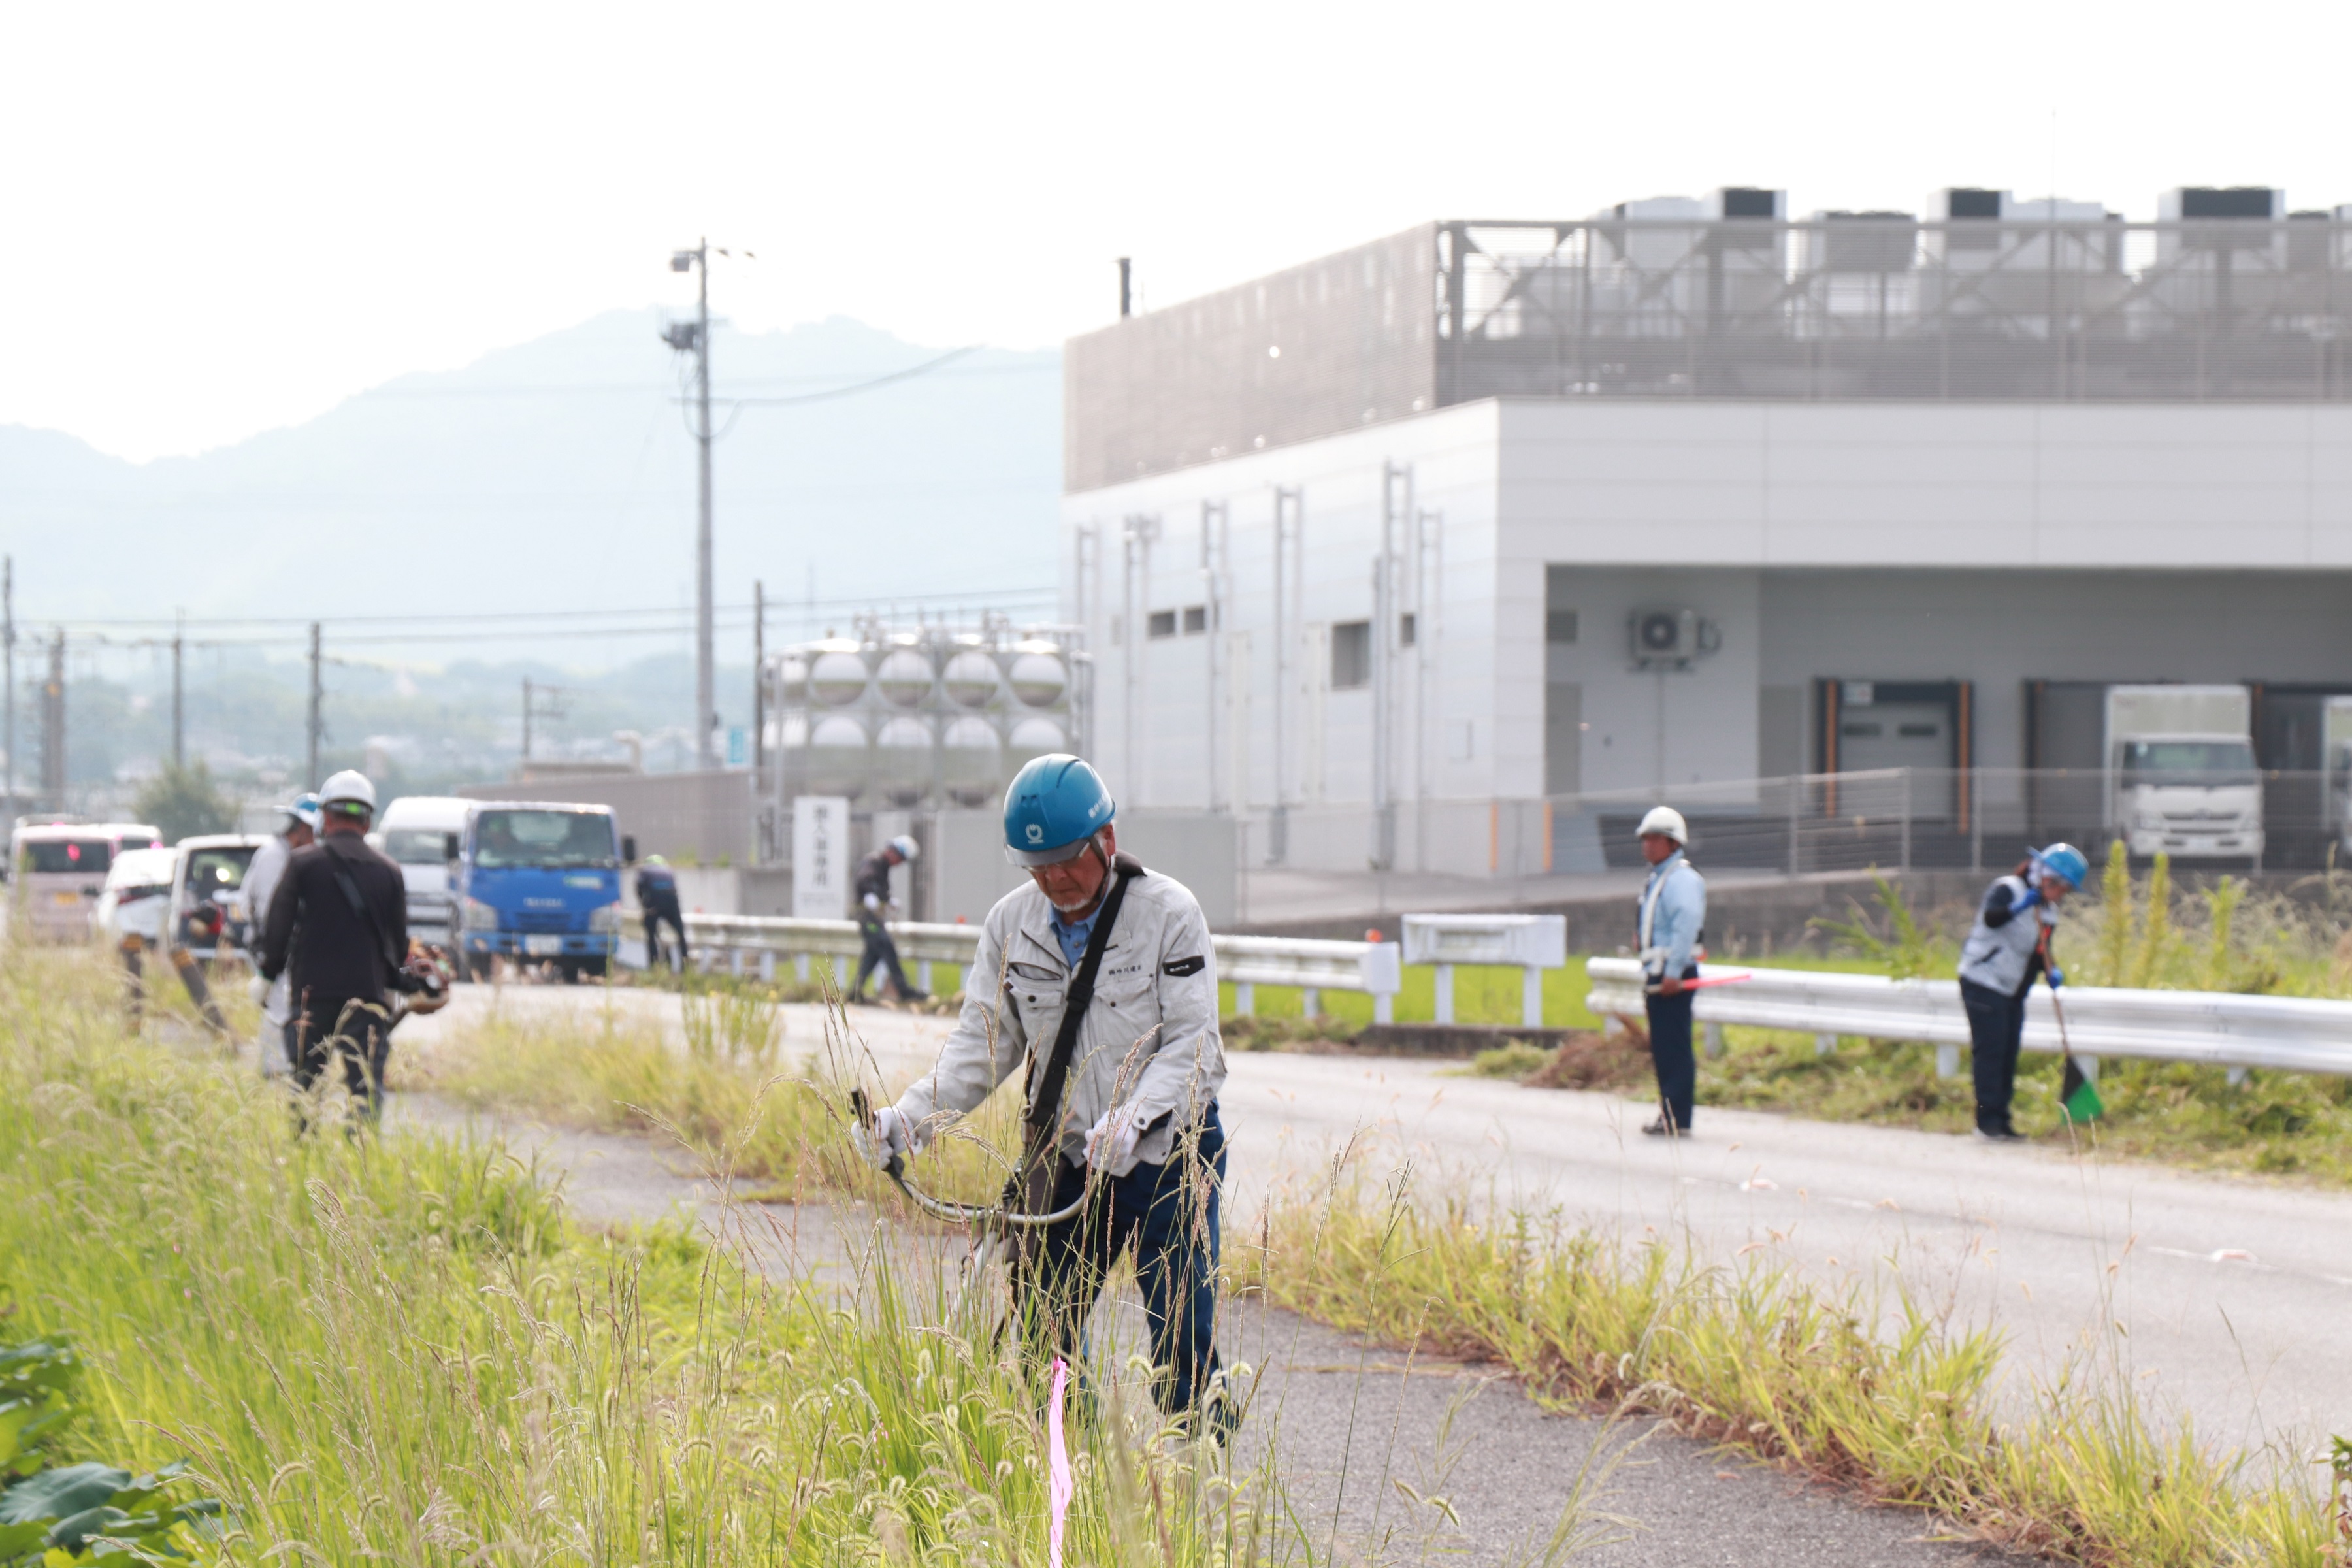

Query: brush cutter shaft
[852,1090,1088,1228]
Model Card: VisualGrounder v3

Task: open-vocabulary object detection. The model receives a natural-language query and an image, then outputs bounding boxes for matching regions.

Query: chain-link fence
[1233,766,2342,879]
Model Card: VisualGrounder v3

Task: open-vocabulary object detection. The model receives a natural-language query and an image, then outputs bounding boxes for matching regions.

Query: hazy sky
[7,0,2348,462]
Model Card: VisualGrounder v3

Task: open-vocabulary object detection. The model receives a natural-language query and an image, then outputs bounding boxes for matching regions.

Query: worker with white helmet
[848,832,927,1003]
[1634,805,1707,1136]
[257,770,418,1124]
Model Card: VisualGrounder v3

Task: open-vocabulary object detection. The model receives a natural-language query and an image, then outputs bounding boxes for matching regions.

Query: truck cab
[453,802,623,983]
[2114,734,2264,858]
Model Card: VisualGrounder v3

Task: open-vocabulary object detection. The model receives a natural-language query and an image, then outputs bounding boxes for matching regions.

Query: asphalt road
[400,982,2352,1467]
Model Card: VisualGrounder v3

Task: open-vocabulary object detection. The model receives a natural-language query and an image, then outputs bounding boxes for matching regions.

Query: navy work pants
[644,897,687,972]
[852,913,920,999]
[1016,1107,1230,1431]
[1960,977,2027,1133]
[1644,966,1701,1131]
[290,991,393,1126]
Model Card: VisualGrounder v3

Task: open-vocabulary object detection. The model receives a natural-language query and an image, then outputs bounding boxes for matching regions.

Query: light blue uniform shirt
[1637,849,1707,981]
[1051,906,1100,970]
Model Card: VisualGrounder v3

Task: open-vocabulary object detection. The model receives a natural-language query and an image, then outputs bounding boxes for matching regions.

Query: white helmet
[1635,806,1688,845]
[318,769,378,817]
[888,834,919,861]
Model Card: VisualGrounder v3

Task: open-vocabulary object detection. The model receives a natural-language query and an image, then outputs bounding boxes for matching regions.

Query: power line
[42,583,1058,632]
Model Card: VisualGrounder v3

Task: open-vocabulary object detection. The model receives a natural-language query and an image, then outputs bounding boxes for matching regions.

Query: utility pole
[40,631,64,811]
[3,555,14,813]
[171,608,184,768]
[752,578,766,772]
[664,240,717,770]
[305,623,323,789]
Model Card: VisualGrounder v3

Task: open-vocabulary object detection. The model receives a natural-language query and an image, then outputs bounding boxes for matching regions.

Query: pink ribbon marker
[1047,1357,1073,1568]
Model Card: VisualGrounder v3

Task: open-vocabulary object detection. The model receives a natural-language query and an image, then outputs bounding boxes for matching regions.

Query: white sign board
[792,796,851,919]
[1400,913,1568,969]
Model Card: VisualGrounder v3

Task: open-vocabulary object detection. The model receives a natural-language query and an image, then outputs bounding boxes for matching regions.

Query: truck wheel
[576,956,609,980]
[465,952,493,983]
[559,960,581,985]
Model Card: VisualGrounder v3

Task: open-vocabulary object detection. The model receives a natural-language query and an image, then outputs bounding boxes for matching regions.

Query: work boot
[1973,1122,2024,1143]
[1641,1116,1683,1137]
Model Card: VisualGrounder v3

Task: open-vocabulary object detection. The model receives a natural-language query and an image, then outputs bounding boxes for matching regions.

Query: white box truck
[2326,696,2352,858]
[374,795,473,944]
[2106,685,2263,859]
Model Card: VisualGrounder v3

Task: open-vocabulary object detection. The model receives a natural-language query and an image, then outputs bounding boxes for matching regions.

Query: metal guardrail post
[1521,965,1543,1028]
[1233,982,1255,1016]
[1788,774,1801,877]
[1433,964,1455,1024]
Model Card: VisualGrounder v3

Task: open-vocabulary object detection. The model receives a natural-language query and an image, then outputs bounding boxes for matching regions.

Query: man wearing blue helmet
[1957,842,2087,1140]
[859,754,1233,1440]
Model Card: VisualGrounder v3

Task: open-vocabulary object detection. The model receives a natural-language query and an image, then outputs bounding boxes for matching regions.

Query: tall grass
[0,947,1294,1566]
[1244,1161,2335,1567]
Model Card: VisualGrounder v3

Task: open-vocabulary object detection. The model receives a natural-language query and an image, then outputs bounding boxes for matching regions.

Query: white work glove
[1085,1102,1152,1173]
[247,973,271,1006]
[853,1105,917,1170]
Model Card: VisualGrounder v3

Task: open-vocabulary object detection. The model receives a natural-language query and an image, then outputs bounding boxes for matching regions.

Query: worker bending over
[859,755,1233,1439]
[1635,806,1707,1136]
[1957,843,2085,1141]
[635,853,688,972]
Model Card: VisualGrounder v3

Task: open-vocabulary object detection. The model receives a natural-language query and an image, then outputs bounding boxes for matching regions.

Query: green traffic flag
[2060,1056,2104,1124]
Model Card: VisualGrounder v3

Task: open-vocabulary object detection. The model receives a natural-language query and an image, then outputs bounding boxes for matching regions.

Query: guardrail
[630,912,1410,1022]
[1584,956,2352,1079]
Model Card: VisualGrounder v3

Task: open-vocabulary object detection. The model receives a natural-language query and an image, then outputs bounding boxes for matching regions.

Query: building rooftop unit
[1066,188,2352,491]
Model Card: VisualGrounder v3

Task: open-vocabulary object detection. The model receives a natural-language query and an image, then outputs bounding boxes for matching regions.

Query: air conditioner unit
[1627,608,1721,670]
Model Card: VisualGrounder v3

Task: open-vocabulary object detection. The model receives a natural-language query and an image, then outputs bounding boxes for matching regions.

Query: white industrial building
[1060,192,2352,874]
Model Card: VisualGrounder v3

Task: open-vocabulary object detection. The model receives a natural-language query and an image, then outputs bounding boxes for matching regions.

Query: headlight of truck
[461,897,500,931]
[588,904,621,934]
[2133,811,2163,830]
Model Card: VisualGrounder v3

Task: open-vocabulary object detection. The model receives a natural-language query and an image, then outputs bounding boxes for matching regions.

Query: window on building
[1182,604,1208,634]
[1331,620,1371,689]
[1147,609,1178,640]
[1399,612,1417,647]
[1546,609,1578,644]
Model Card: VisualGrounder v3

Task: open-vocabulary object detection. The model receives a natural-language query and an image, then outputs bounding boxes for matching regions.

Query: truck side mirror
[622,835,638,864]
[444,832,461,862]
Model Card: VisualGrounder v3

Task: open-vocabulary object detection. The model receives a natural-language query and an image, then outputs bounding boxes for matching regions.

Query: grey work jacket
[1956,874,2055,996]
[892,865,1226,1176]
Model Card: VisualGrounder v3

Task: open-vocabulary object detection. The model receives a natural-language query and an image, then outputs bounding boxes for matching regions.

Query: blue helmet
[2034,842,2089,889]
[1003,755,1115,866]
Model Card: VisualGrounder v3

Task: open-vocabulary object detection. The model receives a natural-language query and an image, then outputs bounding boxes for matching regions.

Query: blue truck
[453,801,630,983]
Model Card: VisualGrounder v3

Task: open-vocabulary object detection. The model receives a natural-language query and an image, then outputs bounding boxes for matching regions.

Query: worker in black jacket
[849,834,927,1002]
[259,769,414,1123]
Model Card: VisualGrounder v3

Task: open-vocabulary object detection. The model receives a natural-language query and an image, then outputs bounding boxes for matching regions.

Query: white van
[376,796,472,944]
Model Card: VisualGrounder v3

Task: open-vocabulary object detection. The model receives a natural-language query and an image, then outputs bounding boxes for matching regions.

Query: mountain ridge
[1,311,1062,658]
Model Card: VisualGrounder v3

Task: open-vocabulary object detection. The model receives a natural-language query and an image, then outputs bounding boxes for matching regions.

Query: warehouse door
[1818,679,1969,823]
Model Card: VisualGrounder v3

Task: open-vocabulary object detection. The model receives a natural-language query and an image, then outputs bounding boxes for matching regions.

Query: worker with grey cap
[1634,805,1707,1136]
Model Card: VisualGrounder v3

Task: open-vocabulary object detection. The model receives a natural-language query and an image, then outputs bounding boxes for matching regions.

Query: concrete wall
[926,808,1238,927]
[1065,400,1502,815]
[456,770,753,864]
